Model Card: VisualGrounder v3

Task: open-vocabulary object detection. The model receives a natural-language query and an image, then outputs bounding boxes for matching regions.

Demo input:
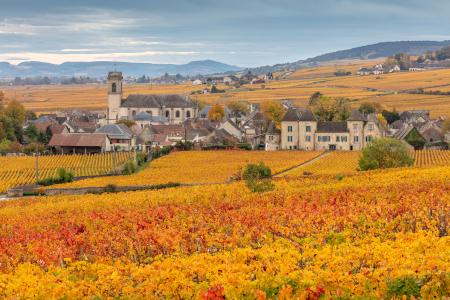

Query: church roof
[121,94,196,109]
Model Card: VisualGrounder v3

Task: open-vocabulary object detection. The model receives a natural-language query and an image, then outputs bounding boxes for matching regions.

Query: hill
[0,60,243,79]
[248,40,450,74]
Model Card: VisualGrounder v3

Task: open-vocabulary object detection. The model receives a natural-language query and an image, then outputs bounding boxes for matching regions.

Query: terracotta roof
[49,133,108,148]
[49,124,67,135]
[316,121,348,133]
[122,94,196,108]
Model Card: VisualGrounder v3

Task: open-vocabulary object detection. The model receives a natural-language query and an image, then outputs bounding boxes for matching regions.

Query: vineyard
[0,164,448,298]
[2,62,450,117]
[0,152,131,193]
[53,150,324,188]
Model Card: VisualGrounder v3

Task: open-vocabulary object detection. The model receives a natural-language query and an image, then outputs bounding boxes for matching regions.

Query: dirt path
[273,151,330,177]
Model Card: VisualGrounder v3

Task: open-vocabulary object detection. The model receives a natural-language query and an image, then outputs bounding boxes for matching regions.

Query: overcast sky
[1,0,450,67]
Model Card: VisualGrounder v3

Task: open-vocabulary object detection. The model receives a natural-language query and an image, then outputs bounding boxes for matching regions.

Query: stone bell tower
[107,71,123,123]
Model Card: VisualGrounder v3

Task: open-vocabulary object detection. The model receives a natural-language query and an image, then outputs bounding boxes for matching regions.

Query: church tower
[107,71,123,123]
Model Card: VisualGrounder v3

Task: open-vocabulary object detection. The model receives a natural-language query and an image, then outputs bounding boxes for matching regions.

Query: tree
[358,138,414,171]
[381,109,400,124]
[228,100,249,117]
[242,162,274,193]
[5,100,26,125]
[262,101,284,125]
[210,85,225,93]
[308,92,323,105]
[26,111,37,121]
[116,119,136,128]
[310,95,350,121]
[359,102,383,114]
[442,119,450,134]
[208,104,225,121]
[392,53,412,70]
[0,91,4,109]
[24,123,39,142]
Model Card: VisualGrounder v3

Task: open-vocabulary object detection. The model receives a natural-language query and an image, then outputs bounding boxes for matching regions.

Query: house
[48,124,69,135]
[192,79,203,85]
[218,118,242,140]
[95,124,135,151]
[409,67,425,72]
[265,122,281,151]
[223,75,238,85]
[48,133,110,154]
[357,68,372,76]
[280,107,386,151]
[107,71,198,124]
[393,125,426,150]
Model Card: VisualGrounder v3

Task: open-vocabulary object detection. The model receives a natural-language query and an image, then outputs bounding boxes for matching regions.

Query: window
[175,110,181,118]
[366,135,373,142]
[318,136,330,142]
[165,111,170,118]
[111,82,117,93]
[288,126,293,132]
[287,136,293,142]
[336,136,340,142]
[368,124,374,131]
[306,136,311,142]
[354,136,359,142]
[186,110,191,118]
[342,136,348,142]
[269,135,274,141]
[306,125,311,132]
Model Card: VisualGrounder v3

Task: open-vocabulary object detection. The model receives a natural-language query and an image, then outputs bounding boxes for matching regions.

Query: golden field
[2,60,450,117]
[0,162,448,299]
[53,150,323,188]
[0,152,130,193]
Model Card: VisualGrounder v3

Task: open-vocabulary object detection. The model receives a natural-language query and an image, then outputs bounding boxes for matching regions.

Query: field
[0,152,131,193]
[2,60,450,117]
[0,159,448,298]
[53,150,323,188]
[282,150,450,177]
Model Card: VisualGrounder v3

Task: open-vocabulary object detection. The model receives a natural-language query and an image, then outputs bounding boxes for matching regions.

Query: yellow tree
[262,101,284,125]
[208,104,225,121]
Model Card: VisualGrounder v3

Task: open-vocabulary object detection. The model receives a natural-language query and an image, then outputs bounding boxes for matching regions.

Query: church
[107,72,198,124]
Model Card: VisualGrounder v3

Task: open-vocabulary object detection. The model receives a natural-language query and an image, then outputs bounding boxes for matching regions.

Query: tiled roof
[49,133,108,148]
[95,124,133,139]
[282,108,317,122]
[316,121,348,133]
[122,94,196,108]
[348,110,367,121]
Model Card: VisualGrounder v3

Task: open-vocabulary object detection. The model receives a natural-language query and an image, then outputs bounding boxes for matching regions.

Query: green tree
[243,162,274,193]
[24,123,39,142]
[5,100,26,125]
[359,102,382,114]
[262,101,284,125]
[381,109,400,124]
[358,138,414,171]
[308,91,323,105]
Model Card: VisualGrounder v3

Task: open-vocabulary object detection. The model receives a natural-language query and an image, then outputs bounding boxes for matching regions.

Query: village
[7,71,440,156]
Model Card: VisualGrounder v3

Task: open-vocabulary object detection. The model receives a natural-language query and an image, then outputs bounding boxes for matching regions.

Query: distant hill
[0,60,243,79]
[248,40,450,74]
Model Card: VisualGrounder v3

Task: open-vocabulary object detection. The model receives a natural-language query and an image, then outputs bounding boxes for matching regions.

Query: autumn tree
[309,95,350,121]
[359,102,383,114]
[308,91,323,105]
[262,101,284,125]
[208,104,225,121]
[359,138,414,171]
[228,100,249,117]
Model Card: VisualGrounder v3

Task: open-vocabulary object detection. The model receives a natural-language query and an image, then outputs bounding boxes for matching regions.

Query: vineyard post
[35,152,39,183]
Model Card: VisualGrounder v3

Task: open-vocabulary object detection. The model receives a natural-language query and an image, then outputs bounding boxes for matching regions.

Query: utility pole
[35,152,39,183]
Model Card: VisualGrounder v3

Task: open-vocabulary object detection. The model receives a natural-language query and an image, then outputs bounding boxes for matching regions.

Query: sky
[1,0,450,67]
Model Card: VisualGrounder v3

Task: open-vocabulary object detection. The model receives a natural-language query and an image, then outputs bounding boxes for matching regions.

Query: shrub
[358,138,414,171]
[386,276,421,299]
[243,162,274,193]
[104,184,118,193]
[122,160,137,175]
[37,168,74,186]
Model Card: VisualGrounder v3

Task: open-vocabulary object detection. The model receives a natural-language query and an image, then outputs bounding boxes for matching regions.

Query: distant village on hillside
[0,69,446,157]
